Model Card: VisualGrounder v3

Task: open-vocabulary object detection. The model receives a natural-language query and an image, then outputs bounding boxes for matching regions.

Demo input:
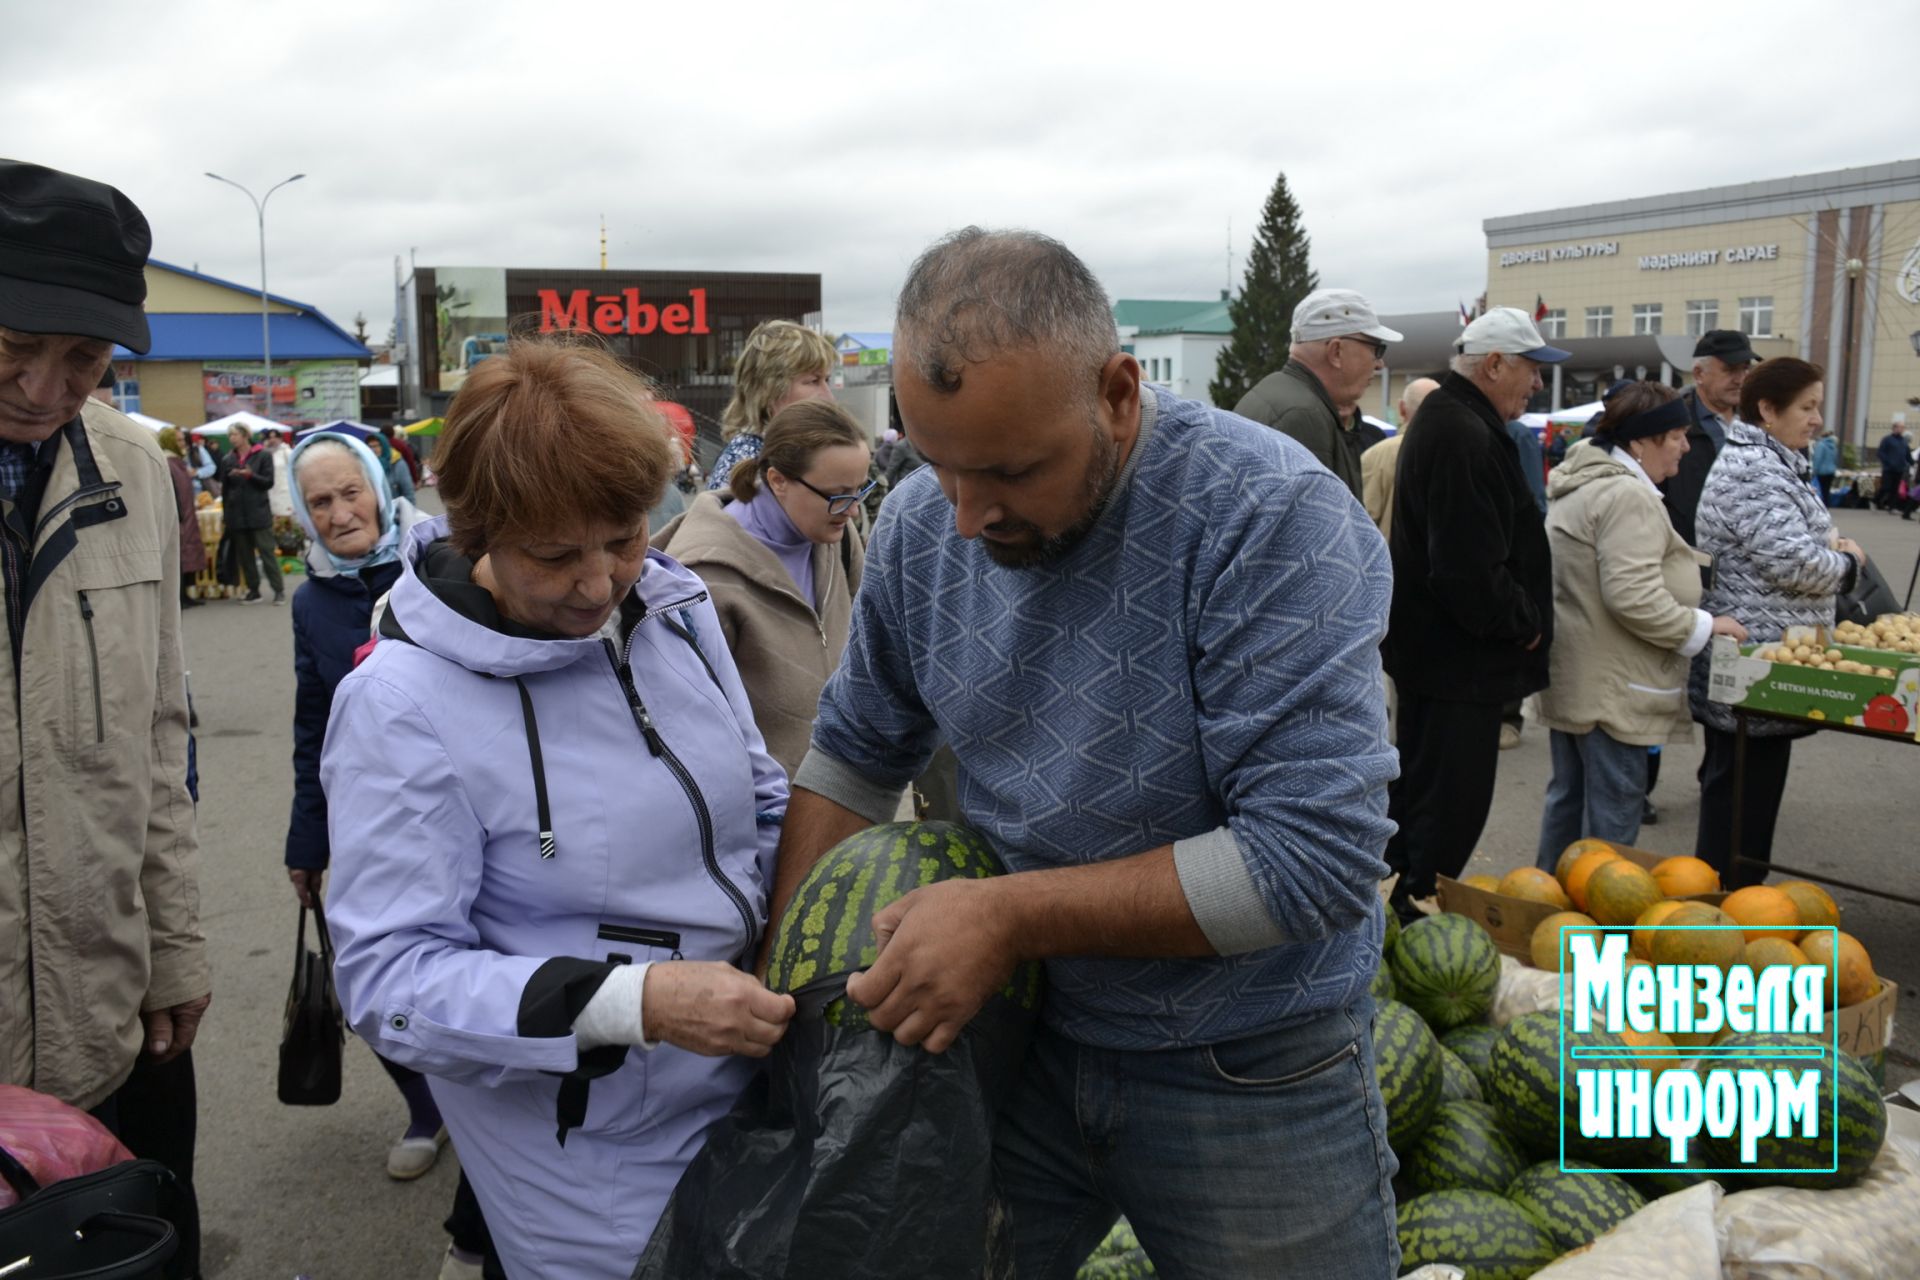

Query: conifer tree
[1210,172,1318,408]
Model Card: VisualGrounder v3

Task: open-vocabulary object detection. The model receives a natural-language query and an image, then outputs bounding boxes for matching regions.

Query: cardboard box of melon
[1707,616,1920,738]
[1437,841,1896,1081]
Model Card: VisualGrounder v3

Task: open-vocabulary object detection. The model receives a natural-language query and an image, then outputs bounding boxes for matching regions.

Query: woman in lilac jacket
[322,340,795,1278]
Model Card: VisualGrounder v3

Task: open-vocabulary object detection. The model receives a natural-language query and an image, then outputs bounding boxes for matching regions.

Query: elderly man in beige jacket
[1360,377,1438,541]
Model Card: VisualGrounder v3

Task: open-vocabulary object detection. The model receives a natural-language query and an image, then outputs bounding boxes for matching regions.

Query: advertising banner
[204,361,361,425]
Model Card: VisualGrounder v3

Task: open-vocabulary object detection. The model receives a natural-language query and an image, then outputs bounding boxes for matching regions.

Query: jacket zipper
[78,591,103,742]
[604,634,756,958]
[32,481,121,544]
[597,923,685,958]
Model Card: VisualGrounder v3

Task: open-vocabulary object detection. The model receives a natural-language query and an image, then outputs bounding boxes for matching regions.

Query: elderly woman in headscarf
[156,427,208,608]
[368,428,418,506]
[280,431,447,1178]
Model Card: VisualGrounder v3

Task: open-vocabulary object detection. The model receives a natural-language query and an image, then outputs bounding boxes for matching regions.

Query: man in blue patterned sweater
[768,228,1399,1277]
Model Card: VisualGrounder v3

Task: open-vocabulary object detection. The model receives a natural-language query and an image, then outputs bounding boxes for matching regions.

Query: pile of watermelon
[1371,909,1890,1279]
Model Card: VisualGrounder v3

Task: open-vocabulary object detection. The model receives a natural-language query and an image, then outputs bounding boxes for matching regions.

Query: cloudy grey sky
[7,0,1917,340]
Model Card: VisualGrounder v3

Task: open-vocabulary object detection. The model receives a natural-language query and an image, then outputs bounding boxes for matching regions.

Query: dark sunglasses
[789,473,878,517]
[1341,335,1388,359]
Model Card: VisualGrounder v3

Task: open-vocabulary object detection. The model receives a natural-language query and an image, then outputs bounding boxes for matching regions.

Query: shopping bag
[1835,552,1901,626]
[277,898,343,1106]
[0,1086,131,1210]
[633,975,1036,1280]
[0,1158,182,1280]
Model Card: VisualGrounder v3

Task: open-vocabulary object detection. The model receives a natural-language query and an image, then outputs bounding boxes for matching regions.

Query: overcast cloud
[6,0,1917,340]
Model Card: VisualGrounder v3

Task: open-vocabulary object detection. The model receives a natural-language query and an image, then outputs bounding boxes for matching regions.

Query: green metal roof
[1112,298,1233,336]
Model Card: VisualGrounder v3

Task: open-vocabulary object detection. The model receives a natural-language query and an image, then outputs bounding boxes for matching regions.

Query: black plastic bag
[1835,552,1902,625]
[634,975,1036,1280]
[277,899,343,1106]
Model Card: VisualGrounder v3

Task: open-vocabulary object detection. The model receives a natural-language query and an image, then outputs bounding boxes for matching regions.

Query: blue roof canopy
[115,312,371,362]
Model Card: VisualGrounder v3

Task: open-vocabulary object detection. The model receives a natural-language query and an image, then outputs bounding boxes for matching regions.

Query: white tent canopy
[126,411,172,432]
[1549,401,1605,425]
[191,410,283,439]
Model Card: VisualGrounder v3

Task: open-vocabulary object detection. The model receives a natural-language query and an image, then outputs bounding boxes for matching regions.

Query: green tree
[1210,171,1318,409]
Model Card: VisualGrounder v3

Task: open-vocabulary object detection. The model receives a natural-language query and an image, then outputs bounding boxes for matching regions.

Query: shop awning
[114,313,371,362]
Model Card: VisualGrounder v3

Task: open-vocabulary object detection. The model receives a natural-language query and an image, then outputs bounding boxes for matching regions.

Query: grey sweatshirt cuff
[1173,826,1287,955]
[793,746,906,826]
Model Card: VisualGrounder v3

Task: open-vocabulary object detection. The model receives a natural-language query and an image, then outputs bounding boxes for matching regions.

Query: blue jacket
[1877,431,1912,474]
[803,389,1394,1051]
[1811,435,1839,477]
[323,517,787,1276]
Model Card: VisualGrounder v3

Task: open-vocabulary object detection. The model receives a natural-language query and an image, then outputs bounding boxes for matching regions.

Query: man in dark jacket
[1660,329,1756,545]
[1383,307,1568,922]
[1874,418,1913,517]
[1232,287,1401,499]
[220,421,283,602]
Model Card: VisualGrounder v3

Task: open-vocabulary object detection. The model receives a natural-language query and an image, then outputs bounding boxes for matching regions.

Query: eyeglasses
[789,472,878,517]
[1339,335,1388,360]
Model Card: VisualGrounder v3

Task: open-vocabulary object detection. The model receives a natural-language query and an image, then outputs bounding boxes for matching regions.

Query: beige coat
[651,492,863,778]
[0,401,206,1110]
[1535,440,1706,746]
[1360,431,1405,541]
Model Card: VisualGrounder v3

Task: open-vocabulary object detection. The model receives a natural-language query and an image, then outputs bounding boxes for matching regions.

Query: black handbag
[277,898,344,1106]
[0,1153,180,1280]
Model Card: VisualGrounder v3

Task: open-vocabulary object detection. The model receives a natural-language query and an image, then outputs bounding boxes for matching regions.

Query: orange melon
[1650,855,1720,897]
[1649,903,1744,973]
[1776,880,1840,931]
[1529,910,1600,972]
[1565,848,1624,912]
[1741,937,1811,979]
[1586,860,1663,926]
[1632,900,1687,959]
[1618,1026,1685,1082]
[1721,886,1801,941]
[1799,930,1878,1007]
[1555,838,1620,891]
[1499,866,1572,910]
[1462,873,1501,892]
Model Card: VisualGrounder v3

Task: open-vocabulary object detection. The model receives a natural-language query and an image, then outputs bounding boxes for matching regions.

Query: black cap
[1692,329,1757,365]
[0,159,151,353]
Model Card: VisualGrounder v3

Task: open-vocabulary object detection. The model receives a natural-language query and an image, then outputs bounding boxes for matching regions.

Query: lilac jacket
[322,516,787,1277]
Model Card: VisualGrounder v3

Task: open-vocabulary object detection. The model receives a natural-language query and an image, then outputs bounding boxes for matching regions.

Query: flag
[1534,294,1549,323]
[1459,301,1472,326]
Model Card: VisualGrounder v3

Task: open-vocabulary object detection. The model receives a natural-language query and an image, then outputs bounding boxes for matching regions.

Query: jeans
[1535,728,1652,870]
[994,1001,1398,1279]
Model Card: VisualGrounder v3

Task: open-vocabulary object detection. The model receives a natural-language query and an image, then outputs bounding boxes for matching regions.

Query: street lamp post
[205,171,304,423]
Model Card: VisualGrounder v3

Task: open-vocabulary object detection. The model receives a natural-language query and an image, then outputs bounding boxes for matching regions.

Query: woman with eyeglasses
[653,399,871,777]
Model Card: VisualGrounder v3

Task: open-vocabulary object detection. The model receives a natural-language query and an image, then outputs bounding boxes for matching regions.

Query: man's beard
[982,426,1121,569]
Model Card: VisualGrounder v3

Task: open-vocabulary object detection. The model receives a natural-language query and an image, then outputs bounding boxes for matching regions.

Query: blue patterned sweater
[803,388,1396,1050]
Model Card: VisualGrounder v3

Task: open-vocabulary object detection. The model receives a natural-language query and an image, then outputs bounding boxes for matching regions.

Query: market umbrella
[295,420,378,443]
[400,417,442,437]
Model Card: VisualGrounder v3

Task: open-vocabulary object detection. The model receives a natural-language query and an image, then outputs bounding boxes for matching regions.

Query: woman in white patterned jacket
[1691,357,1866,887]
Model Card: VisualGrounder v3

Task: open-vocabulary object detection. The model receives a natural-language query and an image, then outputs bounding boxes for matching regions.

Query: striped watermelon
[1438,1046,1483,1103]
[1442,1024,1501,1098]
[1506,1160,1646,1253]
[1383,904,1403,959]
[763,821,1043,1028]
[1373,999,1444,1152]
[1396,1190,1557,1280]
[1076,1219,1154,1278]
[1485,1011,1648,1163]
[1389,913,1500,1032]
[1700,1033,1886,1189]
[1370,963,1397,1005]
[1404,1100,1525,1195]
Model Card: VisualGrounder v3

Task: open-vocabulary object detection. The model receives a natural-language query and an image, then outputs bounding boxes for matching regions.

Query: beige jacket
[1535,439,1707,746]
[651,492,863,778]
[1360,431,1405,541]
[0,401,206,1110]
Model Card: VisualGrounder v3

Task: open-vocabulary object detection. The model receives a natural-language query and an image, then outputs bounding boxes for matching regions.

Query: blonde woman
[706,320,837,490]
[656,399,870,776]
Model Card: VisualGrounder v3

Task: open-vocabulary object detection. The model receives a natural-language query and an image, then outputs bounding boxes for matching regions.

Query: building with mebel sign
[397,265,821,459]
[1483,158,1920,449]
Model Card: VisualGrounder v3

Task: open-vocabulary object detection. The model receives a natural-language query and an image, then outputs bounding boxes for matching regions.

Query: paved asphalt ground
[178,496,1920,1278]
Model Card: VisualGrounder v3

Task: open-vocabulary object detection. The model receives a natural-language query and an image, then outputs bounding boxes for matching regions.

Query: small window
[1540,309,1567,339]
[1632,304,1663,336]
[1739,296,1774,337]
[1585,306,1613,338]
[1685,299,1719,337]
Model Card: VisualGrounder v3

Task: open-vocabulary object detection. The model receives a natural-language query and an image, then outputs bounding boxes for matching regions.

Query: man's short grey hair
[895,227,1119,394]
[1450,351,1490,378]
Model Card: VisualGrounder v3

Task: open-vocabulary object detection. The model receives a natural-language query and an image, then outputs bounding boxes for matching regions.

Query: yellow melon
[1741,937,1811,981]
[1462,873,1501,892]
[1585,859,1664,927]
[1721,886,1801,941]
[1777,880,1840,931]
[1555,838,1620,891]
[1530,911,1601,972]
[1565,848,1624,912]
[1649,903,1744,973]
[1632,900,1687,960]
[1618,1026,1686,1082]
[1800,930,1878,1007]
[1650,855,1720,898]
[1499,866,1572,910]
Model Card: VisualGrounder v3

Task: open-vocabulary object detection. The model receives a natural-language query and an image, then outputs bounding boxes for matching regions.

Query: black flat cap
[1692,329,1757,365]
[0,159,151,352]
